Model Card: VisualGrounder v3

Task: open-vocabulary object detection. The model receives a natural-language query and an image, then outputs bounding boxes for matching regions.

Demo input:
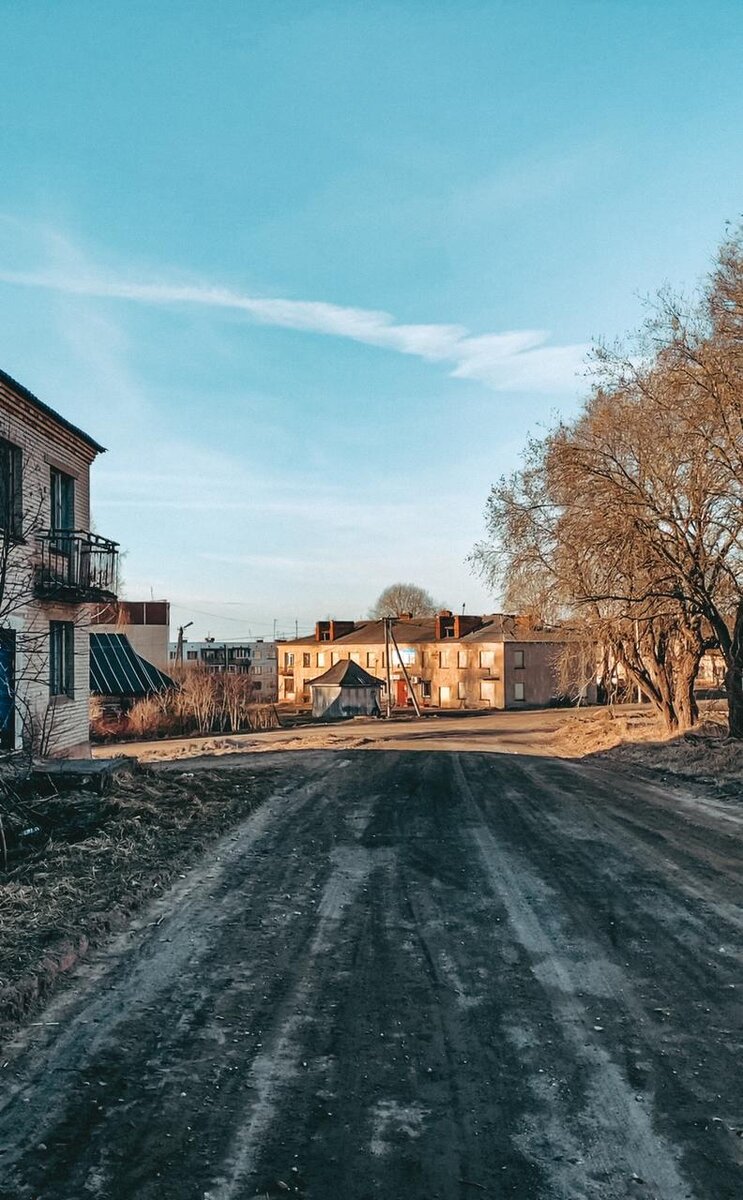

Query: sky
[1,0,742,640]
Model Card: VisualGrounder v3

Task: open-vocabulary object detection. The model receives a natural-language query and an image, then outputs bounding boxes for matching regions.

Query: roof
[282,614,567,648]
[0,367,106,454]
[90,633,176,698]
[309,659,384,689]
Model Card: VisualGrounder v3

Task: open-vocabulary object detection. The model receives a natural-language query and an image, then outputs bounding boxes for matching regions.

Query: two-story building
[0,369,117,757]
[277,611,569,711]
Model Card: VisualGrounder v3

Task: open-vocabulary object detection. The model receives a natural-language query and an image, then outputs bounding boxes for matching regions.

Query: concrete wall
[1,379,102,756]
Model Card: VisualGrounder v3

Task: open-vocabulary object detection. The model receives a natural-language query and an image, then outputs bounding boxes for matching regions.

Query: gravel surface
[0,747,741,1199]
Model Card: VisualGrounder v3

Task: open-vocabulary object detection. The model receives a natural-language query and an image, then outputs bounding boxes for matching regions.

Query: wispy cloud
[0,263,587,393]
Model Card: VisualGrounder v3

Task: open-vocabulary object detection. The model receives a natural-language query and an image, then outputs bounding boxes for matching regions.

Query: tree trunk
[724,600,743,739]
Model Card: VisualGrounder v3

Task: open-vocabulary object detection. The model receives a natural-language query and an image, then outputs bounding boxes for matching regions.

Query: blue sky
[1,1,741,639]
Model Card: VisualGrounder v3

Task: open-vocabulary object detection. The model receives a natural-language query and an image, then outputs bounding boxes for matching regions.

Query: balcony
[35,530,119,603]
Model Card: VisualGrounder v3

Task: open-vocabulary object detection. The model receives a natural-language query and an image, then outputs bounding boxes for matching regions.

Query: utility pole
[384,617,392,718]
[388,620,422,718]
[175,621,193,665]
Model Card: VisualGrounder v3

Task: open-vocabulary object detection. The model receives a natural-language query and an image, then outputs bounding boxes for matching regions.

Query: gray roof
[309,659,384,689]
[90,633,176,698]
[0,367,106,453]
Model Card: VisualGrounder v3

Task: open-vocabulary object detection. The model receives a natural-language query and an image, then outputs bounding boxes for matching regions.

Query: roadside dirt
[0,762,279,1043]
[0,747,741,1198]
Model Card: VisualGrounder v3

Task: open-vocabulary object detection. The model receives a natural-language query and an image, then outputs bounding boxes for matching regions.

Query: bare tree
[369,583,441,619]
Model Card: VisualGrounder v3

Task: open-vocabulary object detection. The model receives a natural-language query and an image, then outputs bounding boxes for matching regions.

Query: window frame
[0,437,23,540]
[49,621,75,698]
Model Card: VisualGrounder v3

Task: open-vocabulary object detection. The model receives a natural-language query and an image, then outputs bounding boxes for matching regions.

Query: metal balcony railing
[35,530,119,603]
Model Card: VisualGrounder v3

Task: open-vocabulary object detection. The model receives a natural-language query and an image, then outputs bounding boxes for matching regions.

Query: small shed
[309,659,383,721]
[90,632,176,716]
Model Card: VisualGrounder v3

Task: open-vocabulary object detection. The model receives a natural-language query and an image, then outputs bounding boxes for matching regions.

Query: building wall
[1,379,102,756]
[94,601,170,668]
[279,636,561,710]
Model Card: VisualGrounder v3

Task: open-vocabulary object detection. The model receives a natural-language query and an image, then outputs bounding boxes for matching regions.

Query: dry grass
[0,763,278,1043]
[550,704,743,783]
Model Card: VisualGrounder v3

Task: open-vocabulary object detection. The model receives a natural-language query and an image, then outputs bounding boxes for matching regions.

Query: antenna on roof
[462,602,466,614]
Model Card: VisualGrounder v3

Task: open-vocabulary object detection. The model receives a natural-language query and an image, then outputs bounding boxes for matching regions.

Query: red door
[395,679,408,707]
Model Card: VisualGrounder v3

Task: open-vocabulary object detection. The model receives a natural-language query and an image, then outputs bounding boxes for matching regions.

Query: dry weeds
[0,763,277,1043]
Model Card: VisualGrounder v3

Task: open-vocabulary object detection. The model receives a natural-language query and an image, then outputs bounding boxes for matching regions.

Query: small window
[480,650,494,668]
[284,651,294,668]
[350,652,361,664]
[440,651,449,668]
[367,652,377,668]
[420,680,432,699]
[439,685,451,704]
[458,650,468,668]
[457,681,467,699]
[513,650,525,669]
[253,665,262,675]
[253,680,262,690]
[0,437,23,538]
[317,652,326,668]
[302,653,311,668]
[50,622,74,697]
[514,681,525,702]
[186,650,198,660]
[169,651,176,660]
[331,651,340,665]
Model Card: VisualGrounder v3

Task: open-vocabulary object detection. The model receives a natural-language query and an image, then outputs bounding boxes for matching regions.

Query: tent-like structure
[309,659,383,720]
[90,632,176,713]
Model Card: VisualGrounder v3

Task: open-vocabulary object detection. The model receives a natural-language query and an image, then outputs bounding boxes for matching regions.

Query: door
[395,679,408,707]
[0,630,15,750]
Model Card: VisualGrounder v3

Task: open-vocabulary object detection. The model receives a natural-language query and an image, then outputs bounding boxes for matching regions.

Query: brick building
[277,611,568,711]
[0,368,118,757]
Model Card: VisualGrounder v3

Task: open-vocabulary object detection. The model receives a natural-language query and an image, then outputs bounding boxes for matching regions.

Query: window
[439,685,451,704]
[420,680,432,699]
[458,650,468,668]
[253,665,262,675]
[367,652,377,668]
[331,651,340,665]
[253,681,262,690]
[350,652,360,664]
[391,646,416,667]
[458,681,467,700]
[513,649,525,669]
[317,652,326,668]
[479,650,494,669]
[439,651,449,668]
[481,680,496,704]
[0,437,23,537]
[186,650,198,660]
[302,653,311,668]
[514,682,525,702]
[284,651,294,668]
[233,647,248,659]
[50,467,74,531]
[49,622,74,697]
[169,651,176,660]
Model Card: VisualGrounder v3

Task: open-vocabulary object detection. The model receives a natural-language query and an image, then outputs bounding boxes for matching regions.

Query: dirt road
[0,748,741,1199]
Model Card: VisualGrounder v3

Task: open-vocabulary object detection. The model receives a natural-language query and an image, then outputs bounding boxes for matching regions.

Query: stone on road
[0,749,741,1199]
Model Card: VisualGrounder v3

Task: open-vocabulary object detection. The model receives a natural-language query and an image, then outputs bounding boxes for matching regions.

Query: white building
[168,638,278,701]
[0,369,118,757]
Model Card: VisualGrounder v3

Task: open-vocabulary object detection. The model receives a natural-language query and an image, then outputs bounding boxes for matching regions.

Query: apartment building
[168,638,278,700]
[277,611,567,711]
[0,368,118,757]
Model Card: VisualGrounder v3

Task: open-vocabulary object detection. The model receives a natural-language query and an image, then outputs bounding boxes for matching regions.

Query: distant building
[92,600,170,669]
[278,612,571,711]
[167,637,278,701]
